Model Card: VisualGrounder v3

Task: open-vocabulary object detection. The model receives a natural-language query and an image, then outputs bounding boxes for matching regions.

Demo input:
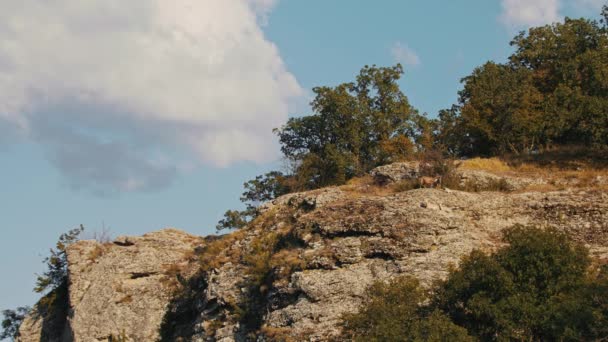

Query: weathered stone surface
[186,186,607,341]
[370,161,422,184]
[19,229,203,342]
[17,163,608,342]
[456,169,545,191]
[369,160,546,191]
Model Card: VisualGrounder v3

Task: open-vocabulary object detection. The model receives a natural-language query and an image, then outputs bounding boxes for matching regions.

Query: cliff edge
[18,162,608,341]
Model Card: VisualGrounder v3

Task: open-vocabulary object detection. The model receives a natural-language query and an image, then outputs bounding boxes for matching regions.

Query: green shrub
[341,276,473,342]
[342,226,608,341]
[434,225,605,341]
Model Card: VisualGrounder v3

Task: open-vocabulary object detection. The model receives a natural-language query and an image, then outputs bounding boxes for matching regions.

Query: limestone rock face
[17,163,608,341]
[370,161,422,184]
[369,161,545,191]
[186,187,607,341]
[19,229,204,342]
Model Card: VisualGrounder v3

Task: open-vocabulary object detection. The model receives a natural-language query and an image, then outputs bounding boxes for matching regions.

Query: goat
[419,175,442,189]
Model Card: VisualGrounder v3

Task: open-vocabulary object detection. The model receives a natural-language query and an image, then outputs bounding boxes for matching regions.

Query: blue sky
[0,0,605,314]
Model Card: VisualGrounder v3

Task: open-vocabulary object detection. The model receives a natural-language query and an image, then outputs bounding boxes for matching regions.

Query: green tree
[1,307,30,341]
[1,226,84,341]
[35,225,84,294]
[509,17,608,146]
[240,171,291,209]
[341,276,473,342]
[434,225,606,341]
[216,172,291,231]
[274,64,421,190]
[216,209,251,231]
[444,10,608,156]
[458,62,544,155]
[430,106,461,156]
[218,65,425,230]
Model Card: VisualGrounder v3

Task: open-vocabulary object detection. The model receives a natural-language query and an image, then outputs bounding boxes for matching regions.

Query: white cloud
[391,42,421,67]
[0,0,303,193]
[247,0,279,25]
[500,0,562,28]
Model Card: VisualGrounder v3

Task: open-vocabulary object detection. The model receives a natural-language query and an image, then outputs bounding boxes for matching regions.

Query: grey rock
[17,163,608,342]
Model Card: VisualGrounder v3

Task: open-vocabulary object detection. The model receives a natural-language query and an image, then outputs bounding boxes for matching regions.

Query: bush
[342,226,608,341]
[216,209,252,231]
[341,276,473,342]
[434,225,604,341]
[1,307,30,341]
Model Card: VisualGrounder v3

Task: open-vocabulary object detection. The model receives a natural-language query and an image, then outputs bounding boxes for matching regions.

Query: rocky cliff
[18,162,608,341]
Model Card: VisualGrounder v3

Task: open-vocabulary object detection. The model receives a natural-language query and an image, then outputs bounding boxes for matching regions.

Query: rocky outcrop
[370,161,422,184]
[17,164,608,341]
[19,229,204,342]
[369,161,546,191]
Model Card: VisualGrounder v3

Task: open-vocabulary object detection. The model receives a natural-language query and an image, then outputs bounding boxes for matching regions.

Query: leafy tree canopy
[435,226,606,341]
[275,64,425,190]
[218,65,427,230]
[341,276,473,342]
[439,11,608,156]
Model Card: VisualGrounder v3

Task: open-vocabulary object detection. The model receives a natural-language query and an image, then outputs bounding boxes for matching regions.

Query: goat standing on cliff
[419,175,442,188]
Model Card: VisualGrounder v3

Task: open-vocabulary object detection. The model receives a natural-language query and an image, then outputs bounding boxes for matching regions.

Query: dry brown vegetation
[259,326,296,342]
[198,229,247,272]
[340,149,608,196]
[461,154,608,192]
[86,244,108,262]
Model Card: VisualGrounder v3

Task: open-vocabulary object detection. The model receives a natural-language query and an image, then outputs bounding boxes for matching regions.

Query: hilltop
[16,158,608,341]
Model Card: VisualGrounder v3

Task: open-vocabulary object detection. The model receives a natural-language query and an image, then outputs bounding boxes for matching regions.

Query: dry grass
[460,157,512,172]
[259,326,296,342]
[338,155,608,195]
[160,263,186,291]
[199,229,247,272]
[341,175,427,196]
[87,244,107,262]
[270,249,306,279]
[515,183,562,193]
[390,179,420,192]
[448,150,608,192]
[340,175,395,197]
[505,145,608,169]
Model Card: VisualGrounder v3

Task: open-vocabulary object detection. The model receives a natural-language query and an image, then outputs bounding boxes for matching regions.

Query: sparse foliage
[217,172,292,231]
[1,307,30,341]
[35,225,84,294]
[216,209,253,231]
[240,171,291,208]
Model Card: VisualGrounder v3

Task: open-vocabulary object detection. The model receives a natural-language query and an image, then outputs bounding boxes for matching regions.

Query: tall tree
[274,64,421,190]
[509,17,608,146]
[459,62,544,155]
[446,12,608,156]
